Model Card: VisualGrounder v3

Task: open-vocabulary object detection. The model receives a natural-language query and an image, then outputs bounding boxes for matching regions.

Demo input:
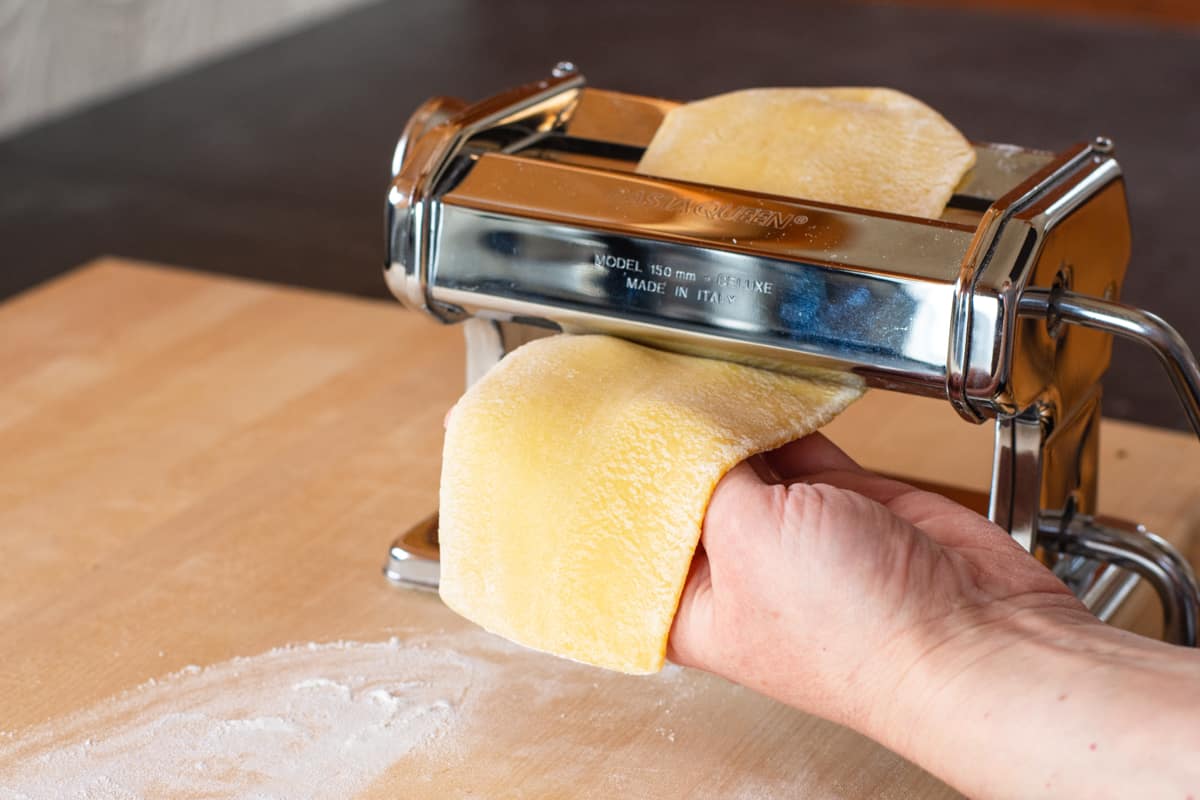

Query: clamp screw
[1093,136,1115,154]
[552,61,578,78]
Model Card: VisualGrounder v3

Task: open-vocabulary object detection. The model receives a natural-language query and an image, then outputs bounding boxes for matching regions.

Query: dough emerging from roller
[637,87,975,219]
[438,86,974,673]
[440,336,863,673]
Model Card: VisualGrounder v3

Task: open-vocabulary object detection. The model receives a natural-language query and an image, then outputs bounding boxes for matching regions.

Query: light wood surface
[2,259,1198,797]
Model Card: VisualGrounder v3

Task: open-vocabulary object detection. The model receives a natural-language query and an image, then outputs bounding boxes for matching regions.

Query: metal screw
[552,61,578,78]
[1093,136,1115,154]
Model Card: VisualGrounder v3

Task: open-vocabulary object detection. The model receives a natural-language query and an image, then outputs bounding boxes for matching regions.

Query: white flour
[0,631,895,799]
[0,636,481,800]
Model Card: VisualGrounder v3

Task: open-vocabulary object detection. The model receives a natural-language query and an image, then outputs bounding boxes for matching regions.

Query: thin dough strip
[636,87,975,219]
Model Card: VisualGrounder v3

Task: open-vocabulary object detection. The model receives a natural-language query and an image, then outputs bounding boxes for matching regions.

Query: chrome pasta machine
[382,64,1200,646]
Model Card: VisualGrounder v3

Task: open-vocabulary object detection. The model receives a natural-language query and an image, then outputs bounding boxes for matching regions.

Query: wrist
[863,601,1200,799]
[862,599,1102,747]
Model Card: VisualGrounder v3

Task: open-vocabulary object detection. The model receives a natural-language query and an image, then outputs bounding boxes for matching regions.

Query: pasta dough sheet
[637,87,976,219]
[439,335,863,674]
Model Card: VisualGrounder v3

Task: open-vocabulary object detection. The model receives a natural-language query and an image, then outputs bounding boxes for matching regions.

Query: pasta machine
[381,63,1200,646]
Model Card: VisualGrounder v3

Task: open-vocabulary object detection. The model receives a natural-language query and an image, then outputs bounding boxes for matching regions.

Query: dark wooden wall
[888,0,1200,26]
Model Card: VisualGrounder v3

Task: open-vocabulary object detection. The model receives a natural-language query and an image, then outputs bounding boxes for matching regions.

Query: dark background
[2,0,1197,429]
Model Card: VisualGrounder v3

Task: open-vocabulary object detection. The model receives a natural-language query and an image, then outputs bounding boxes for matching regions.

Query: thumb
[668,460,771,669]
[702,459,782,557]
[667,544,711,668]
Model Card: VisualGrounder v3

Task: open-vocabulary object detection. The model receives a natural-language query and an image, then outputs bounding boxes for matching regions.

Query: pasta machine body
[382,65,1200,645]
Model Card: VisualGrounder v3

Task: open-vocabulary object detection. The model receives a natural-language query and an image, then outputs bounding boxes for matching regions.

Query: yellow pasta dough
[439,335,863,673]
[637,87,975,219]
[438,87,975,673]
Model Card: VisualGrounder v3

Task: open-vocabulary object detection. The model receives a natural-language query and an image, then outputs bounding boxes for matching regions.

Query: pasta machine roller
[382,64,1200,646]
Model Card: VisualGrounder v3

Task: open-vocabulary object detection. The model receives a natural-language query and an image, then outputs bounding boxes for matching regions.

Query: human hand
[444,395,1200,797]
[667,432,1093,734]
[667,433,1200,798]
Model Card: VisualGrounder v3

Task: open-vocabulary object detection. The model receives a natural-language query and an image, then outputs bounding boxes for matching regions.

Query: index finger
[760,432,863,483]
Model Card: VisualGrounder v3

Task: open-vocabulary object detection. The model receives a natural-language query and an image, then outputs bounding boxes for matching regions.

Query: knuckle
[779,481,845,533]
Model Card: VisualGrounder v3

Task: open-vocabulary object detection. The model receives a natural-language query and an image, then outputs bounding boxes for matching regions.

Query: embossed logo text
[628,190,808,230]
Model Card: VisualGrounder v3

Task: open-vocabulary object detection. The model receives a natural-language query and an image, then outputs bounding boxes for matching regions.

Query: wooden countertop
[2,259,1197,797]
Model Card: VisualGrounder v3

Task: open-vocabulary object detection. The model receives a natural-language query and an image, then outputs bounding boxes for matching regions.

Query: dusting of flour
[0,633,497,800]
[0,630,899,799]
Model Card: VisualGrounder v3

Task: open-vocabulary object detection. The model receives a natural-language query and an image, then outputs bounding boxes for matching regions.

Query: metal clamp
[1015,288,1200,646]
[383,512,440,591]
[1040,511,1200,646]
